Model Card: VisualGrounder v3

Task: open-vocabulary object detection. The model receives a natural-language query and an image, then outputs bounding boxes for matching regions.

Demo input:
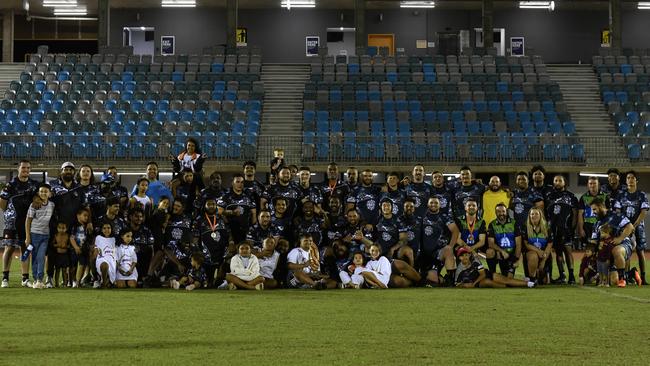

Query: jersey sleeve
[27,204,36,219]
[0,182,13,201]
[486,221,495,238]
[478,220,487,235]
[641,192,650,211]
[286,248,300,264]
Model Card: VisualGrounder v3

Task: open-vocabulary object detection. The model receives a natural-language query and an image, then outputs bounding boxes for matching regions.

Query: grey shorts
[2,230,25,248]
[620,240,633,261]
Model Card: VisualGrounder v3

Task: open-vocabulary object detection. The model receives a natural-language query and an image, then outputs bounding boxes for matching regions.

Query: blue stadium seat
[628,144,641,160]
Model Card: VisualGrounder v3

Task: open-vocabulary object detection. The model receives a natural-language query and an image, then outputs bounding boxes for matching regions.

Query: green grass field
[2,270,650,365]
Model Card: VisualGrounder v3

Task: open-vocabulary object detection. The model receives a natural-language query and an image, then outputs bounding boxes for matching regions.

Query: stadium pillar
[355,0,366,51]
[226,0,238,50]
[609,0,622,49]
[98,0,110,48]
[482,0,494,49]
[2,9,14,63]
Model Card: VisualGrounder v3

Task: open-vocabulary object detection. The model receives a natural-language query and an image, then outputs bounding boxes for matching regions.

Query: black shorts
[416,251,442,274]
[54,252,70,268]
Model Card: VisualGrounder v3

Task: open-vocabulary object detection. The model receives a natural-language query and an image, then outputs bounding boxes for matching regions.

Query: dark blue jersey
[511,187,544,230]
[347,185,382,225]
[380,188,406,218]
[246,223,272,251]
[375,215,401,255]
[591,212,632,243]
[398,214,422,255]
[405,182,432,218]
[1,177,39,232]
[264,181,301,218]
[614,190,649,225]
[421,210,455,253]
[451,183,486,218]
[430,185,454,216]
[293,215,326,247]
[546,190,578,229]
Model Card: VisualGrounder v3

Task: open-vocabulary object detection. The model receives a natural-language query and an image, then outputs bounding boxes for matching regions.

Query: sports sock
[486,258,497,273]
[2,271,8,280]
[617,268,625,280]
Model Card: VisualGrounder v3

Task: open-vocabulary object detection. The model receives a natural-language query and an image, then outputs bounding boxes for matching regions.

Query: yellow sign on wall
[237,28,248,47]
[601,29,611,47]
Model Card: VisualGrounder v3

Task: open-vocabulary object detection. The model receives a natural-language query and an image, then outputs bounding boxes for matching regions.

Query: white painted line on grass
[580,286,650,304]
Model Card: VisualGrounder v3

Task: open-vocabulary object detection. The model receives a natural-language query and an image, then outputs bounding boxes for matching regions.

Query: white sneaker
[93,280,101,289]
[255,283,264,291]
[170,279,180,290]
[33,280,43,289]
[1,279,9,288]
[216,280,229,290]
[21,279,33,288]
[45,279,53,289]
[72,281,78,288]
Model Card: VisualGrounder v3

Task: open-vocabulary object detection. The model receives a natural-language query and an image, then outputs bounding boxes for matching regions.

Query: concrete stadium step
[258,63,310,165]
[547,64,629,166]
[0,63,27,93]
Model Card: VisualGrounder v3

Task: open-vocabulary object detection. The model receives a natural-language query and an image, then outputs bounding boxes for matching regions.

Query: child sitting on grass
[116,228,138,289]
[597,224,615,288]
[226,241,264,290]
[52,222,70,287]
[339,251,366,289]
[94,222,117,288]
[171,252,207,291]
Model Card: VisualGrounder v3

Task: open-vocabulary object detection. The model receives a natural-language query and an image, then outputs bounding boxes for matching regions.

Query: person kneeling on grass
[226,241,264,290]
[116,228,138,289]
[287,234,336,289]
[94,222,117,288]
[455,247,535,288]
[171,252,207,291]
[339,251,366,289]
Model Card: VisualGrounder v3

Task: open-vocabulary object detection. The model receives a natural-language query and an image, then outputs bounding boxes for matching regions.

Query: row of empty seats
[29,53,261,66]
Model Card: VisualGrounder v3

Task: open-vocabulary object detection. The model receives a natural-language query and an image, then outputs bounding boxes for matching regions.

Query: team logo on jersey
[413,197,421,207]
[438,196,448,209]
[515,203,524,214]
[500,237,512,248]
[172,228,183,240]
[382,232,392,242]
[424,226,434,236]
[327,231,336,239]
[366,200,376,211]
[212,231,221,242]
[553,205,561,215]
[626,206,635,218]
[392,204,399,215]
[407,231,415,241]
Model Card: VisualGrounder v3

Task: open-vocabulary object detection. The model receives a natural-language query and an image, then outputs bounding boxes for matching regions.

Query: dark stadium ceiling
[1,1,647,13]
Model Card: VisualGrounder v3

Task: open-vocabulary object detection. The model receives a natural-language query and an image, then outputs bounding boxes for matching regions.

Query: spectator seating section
[0,48,264,160]
[303,52,582,162]
[594,50,650,161]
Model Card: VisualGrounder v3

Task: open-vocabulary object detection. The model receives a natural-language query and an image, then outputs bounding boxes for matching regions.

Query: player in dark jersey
[173,168,201,216]
[455,198,487,255]
[320,162,350,213]
[380,172,406,218]
[511,171,544,233]
[293,199,329,248]
[126,207,155,284]
[601,168,627,207]
[430,170,454,216]
[270,197,293,253]
[196,171,226,215]
[546,175,578,284]
[323,196,347,248]
[262,166,301,218]
[405,165,432,218]
[420,196,460,286]
[243,160,265,209]
[346,169,382,226]
[487,203,522,277]
[450,166,486,219]
[614,171,649,285]
[397,198,421,267]
[160,199,195,278]
[455,247,535,288]
[590,197,635,287]
[1,160,39,288]
[193,198,233,286]
[247,209,273,251]
[102,166,129,212]
[345,167,359,192]
[297,167,324,214]
[576,176,609,285]
[529,165,553,210]
[217,173,257,243]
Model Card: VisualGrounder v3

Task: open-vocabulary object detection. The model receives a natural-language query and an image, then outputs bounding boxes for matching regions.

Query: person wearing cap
[455,246,535,288]
[46,161,84,288]
[1,159,39,288]
[346,169,381,227]
[130,162,172,207]
[103,166,129,212]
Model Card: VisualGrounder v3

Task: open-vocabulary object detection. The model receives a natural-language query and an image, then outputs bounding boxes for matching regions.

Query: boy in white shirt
[226,241,264,290]
[287,234,336,289]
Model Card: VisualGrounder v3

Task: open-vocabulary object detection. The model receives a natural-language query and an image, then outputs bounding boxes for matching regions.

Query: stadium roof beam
[610,0,622,48]
[355,0,366,49]
[483,0,494,49]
